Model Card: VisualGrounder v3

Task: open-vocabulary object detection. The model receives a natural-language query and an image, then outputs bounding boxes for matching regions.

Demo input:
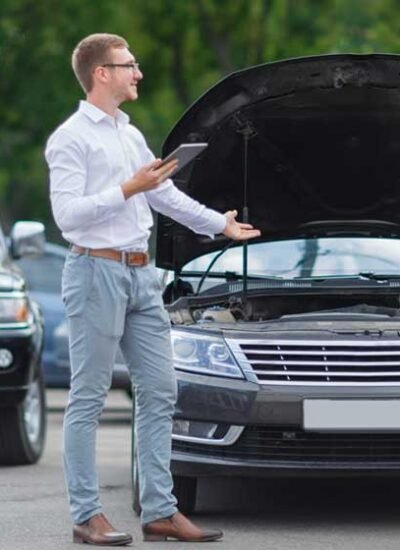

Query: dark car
[132,53,400,514]
[0,219,46,465]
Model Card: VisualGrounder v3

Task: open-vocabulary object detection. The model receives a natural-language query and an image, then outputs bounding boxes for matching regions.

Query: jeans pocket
[62,254,95,318]
[86,259,127,338]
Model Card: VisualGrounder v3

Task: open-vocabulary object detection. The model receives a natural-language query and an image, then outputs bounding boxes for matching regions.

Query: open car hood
[156,54,400,271]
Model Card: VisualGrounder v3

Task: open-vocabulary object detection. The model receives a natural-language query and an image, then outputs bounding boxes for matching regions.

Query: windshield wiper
[358,272,400,281]
[181,270,283,280]
[291,273,400,283]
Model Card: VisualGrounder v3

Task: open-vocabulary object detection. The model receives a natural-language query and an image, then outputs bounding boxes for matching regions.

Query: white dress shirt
[45,101,226,251]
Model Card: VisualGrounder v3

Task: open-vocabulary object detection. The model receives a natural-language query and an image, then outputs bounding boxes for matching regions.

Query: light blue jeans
[62,251,178,525]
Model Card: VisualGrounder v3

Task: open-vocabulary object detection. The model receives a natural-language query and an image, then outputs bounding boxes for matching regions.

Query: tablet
[160,143,208,176]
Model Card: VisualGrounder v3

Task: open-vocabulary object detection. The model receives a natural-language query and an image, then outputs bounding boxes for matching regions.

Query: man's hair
[72,33,129,93]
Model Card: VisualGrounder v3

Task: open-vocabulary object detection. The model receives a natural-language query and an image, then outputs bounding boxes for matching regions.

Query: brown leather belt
[71,245,149,266]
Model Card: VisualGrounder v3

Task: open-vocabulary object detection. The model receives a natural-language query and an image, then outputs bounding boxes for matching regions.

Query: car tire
[172,475,197,515]
[131,402,142,516]
[125,386,133,400]
[131,405,197,517]
[0,368,47,465]
[132,459,198,517]
[132,453,142,516]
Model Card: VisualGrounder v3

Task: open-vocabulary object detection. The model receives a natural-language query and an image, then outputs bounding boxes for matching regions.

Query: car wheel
[126,386,133,400]
[131,404,197,516]
[0,368,47,465]
[172,475,197,515]
[131,403,142,516]
[132,452,141,516]
[132,459,198,516]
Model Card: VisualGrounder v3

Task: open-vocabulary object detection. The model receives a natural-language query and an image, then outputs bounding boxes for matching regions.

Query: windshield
[182,238,400,285]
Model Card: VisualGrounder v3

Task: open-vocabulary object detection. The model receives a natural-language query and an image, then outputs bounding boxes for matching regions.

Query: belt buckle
[124,251,148,266]
[125,251,139,266]
[130,252,141,266]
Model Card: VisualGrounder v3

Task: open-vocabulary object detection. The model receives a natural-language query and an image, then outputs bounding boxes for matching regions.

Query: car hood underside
[157,54,400,270]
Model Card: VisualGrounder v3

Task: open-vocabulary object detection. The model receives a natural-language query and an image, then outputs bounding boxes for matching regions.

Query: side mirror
[9,221,46,259]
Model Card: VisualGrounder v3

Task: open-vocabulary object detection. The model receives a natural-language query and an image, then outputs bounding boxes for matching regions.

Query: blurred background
[2,0,400,241]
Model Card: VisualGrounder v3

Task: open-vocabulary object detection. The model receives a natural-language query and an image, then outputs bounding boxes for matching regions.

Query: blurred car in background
[53,319,130,389]
[16,242,67,387]
[17,242,130,390]
[0,219,46,465]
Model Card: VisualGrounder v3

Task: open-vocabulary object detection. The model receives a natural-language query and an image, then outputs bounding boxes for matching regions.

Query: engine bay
[167,291,400,325]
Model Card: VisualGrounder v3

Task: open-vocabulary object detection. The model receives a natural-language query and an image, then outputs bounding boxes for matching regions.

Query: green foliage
[1,0,400,235]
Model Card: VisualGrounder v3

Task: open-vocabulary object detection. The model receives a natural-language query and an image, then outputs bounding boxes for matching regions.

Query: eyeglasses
[102,62,140,72]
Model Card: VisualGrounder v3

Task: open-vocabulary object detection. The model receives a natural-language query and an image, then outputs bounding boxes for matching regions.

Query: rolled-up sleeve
[45,129,125,233]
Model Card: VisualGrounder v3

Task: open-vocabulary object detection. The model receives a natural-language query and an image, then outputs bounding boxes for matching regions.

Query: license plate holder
[303,399,400,432]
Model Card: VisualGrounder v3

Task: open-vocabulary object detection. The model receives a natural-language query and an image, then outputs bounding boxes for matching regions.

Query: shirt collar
[79,100,130,126]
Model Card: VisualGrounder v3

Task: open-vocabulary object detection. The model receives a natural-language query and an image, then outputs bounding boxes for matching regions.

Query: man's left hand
[223,210,261,241]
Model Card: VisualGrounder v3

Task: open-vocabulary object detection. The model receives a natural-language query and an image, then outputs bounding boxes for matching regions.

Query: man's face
[104,46,143,103]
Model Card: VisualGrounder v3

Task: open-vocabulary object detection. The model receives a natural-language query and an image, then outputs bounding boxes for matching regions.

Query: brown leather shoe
[73,513,133,546]
[142,511,223,542]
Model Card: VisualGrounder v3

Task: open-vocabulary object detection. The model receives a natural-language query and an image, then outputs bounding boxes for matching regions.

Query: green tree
[1,0,400,237]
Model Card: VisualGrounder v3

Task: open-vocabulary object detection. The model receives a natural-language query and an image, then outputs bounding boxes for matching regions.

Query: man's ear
[92,66,109,86]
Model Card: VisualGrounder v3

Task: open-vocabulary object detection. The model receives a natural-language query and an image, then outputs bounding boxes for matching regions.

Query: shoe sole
[73,534,133,546]
[143,533,223,542]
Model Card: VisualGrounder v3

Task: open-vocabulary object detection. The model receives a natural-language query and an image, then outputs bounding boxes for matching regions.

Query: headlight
[0,297,32,324]
[0,349,13,368]
[171,330,244,378]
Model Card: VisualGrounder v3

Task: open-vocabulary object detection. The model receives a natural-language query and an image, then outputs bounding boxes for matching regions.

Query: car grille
[226,339,400,386]
[172,425,400,465]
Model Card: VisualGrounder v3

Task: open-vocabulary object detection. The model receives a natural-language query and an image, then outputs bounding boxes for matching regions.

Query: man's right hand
[121,158,178,199]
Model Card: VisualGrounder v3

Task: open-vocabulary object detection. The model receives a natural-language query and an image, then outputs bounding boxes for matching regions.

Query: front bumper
[171,372,400,476]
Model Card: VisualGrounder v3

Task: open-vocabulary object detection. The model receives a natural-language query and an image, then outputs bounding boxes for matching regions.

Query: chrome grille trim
[226,338,400,386]
[242,348,400,356]
[172,425,244,446]
[250,360,400,366]
[252,370,400,377]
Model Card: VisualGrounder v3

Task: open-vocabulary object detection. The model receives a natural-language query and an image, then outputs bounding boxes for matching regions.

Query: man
[45,33,260,546]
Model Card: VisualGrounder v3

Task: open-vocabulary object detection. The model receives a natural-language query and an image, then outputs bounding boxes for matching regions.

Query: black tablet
[159,143,208,176]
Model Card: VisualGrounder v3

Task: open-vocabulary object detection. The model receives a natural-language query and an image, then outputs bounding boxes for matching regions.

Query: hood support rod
[242,131,250,318]
[234,113,257,319]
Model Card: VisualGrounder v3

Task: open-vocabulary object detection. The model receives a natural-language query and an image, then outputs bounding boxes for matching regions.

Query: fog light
[0,349,13,368]
[173,419,190,436]
[172,419,218,439]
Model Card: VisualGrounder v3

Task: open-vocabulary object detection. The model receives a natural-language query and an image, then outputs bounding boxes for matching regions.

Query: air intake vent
[228,280,313,293]
[173,425,400,464]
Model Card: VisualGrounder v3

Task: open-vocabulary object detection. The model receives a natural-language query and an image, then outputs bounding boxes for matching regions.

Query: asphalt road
[2,389,400,550]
